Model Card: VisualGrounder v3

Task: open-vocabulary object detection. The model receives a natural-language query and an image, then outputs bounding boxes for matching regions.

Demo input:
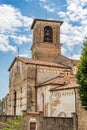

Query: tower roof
[31,18,63,29]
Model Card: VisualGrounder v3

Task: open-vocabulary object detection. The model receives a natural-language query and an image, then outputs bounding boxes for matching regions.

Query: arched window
[44,26,53,42]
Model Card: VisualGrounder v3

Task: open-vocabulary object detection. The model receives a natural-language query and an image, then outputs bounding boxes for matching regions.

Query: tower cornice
[31,19,63,29]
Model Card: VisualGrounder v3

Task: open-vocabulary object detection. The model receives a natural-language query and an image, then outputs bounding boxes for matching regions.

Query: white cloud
[19,53,29,57]
[61,47,67,55]
[57,0,87,53]
[58,12,66,18]
[66,0,87,23]
[39,0,47,2]
[11,35,32,44]
[0,34,17,52]
[66,0,79,6]
[43,5,55,12]
[39,0,87,52]
[0,4,33,52]
[22,17,33,30]
[72,54,81,60]
[0,5,22,33]
[39,0,55,13]
[39,0,85,52]
[61,24,84,50]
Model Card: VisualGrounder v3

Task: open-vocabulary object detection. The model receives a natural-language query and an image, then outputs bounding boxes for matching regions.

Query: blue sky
[0,0,87,99]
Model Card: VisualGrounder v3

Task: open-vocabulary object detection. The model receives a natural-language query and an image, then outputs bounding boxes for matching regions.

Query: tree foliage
[0,116,22,130]
[76,40,87,110]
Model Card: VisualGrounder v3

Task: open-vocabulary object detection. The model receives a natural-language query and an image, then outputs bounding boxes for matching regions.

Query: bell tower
[31,19,63,62]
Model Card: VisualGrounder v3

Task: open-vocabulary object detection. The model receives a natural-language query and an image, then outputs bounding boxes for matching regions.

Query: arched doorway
[29,117,37,130]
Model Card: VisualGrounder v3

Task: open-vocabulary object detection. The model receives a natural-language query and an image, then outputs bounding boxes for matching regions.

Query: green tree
[76,39,87,110]
[0,116,23,130]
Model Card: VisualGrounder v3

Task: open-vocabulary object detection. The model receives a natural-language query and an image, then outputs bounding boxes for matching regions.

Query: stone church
[6,19,87,130]
[8,19,78,116]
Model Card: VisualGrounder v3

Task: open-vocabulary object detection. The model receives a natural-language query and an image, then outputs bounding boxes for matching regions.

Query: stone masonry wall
[41,117,73,130]
[22,111,77,130]
[78,100,87,130]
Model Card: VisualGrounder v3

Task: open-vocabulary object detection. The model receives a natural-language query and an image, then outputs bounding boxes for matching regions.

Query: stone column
[72,113,78,130]
[39,111,44,130]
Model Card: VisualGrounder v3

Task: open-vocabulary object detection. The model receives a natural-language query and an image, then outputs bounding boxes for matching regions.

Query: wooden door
[30,122,36,130]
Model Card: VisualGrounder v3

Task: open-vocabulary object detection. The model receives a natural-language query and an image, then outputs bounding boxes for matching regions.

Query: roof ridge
[50,82,78,91]
[37,75,62,85]
[8,56,70,71]
[36,75,65,87]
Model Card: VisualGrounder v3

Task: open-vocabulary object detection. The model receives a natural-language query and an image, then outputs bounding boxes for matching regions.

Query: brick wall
[31,19,62,62]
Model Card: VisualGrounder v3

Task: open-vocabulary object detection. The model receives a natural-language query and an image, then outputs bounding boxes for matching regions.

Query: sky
[0,0,87,99]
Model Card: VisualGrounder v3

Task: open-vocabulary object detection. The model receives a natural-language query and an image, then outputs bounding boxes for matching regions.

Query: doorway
[30,122,36,130]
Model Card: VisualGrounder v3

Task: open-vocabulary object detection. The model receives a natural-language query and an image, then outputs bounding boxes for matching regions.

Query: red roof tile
[37,75,78,90]
[50,82,78,91]
[50,78,78,91]
[37,76,65,87]
[8,56,70,71]
[55,55,79,67]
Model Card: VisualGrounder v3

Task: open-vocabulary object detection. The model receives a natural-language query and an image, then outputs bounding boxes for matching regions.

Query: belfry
[31,19,63,62]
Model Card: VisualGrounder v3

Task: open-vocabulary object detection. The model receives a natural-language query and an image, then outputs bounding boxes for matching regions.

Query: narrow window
[14,91,16,115]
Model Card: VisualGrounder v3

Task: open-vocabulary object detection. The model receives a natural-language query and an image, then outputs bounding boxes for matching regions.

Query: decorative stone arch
[28,117,37,130]
[43,26,53,42]
[58,111,66,117]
